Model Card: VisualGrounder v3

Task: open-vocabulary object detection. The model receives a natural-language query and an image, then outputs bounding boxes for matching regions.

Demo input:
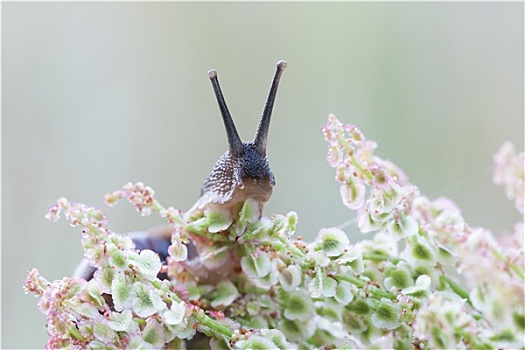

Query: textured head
[189,61,287,215]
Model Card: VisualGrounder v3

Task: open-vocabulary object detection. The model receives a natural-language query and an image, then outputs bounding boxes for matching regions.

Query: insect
[73,61,287,280]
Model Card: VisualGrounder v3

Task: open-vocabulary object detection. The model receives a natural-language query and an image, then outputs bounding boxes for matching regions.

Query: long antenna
[253,60,287,154]
[208,69,243,155]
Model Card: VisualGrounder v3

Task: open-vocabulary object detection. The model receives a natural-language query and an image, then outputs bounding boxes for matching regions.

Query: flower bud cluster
[493,141,524,214]
[323,114,524,349]
[25,115,523,349]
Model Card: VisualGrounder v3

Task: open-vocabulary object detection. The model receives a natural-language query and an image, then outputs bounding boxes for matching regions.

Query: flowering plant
[25,114,524,349]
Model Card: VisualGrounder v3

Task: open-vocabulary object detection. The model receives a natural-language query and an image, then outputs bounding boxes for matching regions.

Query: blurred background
[2,2,523,348]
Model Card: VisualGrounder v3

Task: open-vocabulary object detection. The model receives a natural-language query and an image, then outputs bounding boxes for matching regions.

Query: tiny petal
[334,281,355,305]
[241,250,271,278]
[132,283,165,318]
[168,239,188,262]
[130,249,161,280]
[337,245,364,275]
[24,268,49,296]
[410,237,437,262]
[278,265,302,292]
[235,336,277,350]
[279,318,316,342]
[86,279,105,308]
[286,211,298,235]
[260,329,298,350]
[142,318,165,348]
[384,264,413,290]
[247,301,261,316]
[108,309,133,332]
[340,182,366,210]
[94,265,115,293]
[108,248,128,271]
[308,269,337,298]
[93,321,115,343]
[112,274,134,311]
[104,191,122,207]
[284,290,315,321]
[371,298,401,330]
[387,213,418,240]
[76,303,100,318]
[493,141,524,214]
[316,227,350,257]
[211,280,239,308]
[205,208,233,233]
[163,301,186,325]
[309,250,330,267]
[197,245,231,271]
[238,198,261,225]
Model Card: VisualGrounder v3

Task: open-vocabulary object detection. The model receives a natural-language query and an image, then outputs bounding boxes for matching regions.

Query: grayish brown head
[189,61,287,216]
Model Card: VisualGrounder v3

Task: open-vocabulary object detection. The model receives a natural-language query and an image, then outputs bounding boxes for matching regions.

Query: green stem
[151,279,183,303]
[442,275,479,310]
[442,276,469,300]
[194,309,234,338]
[151,200,185,226]
[351,156,373,181]
[333,274,364,288]
[333,275,395,300]
[362,253,401,264]
[277,236,306,259]
[135,318,147,326]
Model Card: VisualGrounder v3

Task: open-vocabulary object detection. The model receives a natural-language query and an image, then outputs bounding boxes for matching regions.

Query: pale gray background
[3,3,523,348]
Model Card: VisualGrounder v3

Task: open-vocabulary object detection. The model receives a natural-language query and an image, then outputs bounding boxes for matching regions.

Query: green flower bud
[371,298,401,330]
[211,280,239,308]
[308,269,337,298]
[284,290,314,321]
[241,250,271,278]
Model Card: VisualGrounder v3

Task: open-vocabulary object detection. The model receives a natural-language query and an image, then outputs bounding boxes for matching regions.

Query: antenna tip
[277,60,288,70]
[207,69,217,79]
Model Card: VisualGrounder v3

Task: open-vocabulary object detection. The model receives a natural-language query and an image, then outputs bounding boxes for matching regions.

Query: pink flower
[493,141,524,214]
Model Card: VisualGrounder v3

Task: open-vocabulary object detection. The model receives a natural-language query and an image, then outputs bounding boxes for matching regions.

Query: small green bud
[278,265,302,292]
[241,250,271,278]
[93,322,115,343]
[107,309,133,332]
[129,249,161,280]
[108,248,127,271]
[384,265,413,290]
[316,227,350,257]
[111,274,133,311]
[168,237,188,262]
[286,211,298,234]
[132,283,165,318]
[284,290,314,321]
[211,280,239,308]
[246,301,261,316]
[308,269,337,298]
[334,281,355,305]
[163,300,186,325]
[142,318,165,348]
[371,298,401,330]
[205,208,233,233]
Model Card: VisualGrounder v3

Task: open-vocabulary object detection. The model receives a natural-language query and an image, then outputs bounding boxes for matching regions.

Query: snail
[73,61,287,281]
[188,60,287,218]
